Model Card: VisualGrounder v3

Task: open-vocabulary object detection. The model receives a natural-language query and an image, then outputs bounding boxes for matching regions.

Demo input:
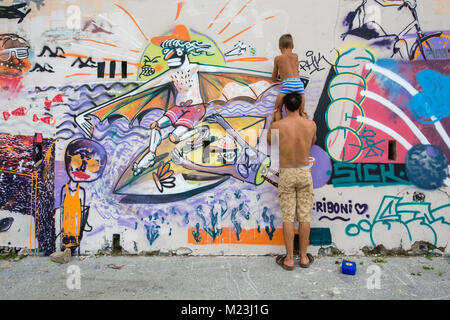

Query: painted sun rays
[209,0,275,47]
[65,0,275,79]
[174,0,274,63]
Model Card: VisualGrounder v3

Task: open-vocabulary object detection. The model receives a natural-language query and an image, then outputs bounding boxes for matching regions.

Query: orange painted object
[62,184,82,242]
[152,24,190,45]
[188,227,286,245]
[175,0,183,21]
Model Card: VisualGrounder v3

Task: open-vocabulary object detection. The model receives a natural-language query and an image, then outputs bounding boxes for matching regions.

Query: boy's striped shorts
[280,77,305,95]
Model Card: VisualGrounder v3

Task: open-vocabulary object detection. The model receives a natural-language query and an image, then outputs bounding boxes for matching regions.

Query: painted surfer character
[75,24,276,178]
[59,139,107,253]
[135,25,212,175]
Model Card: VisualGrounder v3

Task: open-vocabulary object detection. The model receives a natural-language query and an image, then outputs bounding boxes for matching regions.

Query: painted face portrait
[0,34,31,76]
[139,55,162,77]
[65,139,107,183]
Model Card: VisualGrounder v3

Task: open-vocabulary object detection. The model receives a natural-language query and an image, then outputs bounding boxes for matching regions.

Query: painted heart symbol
[355,203,368,215]
[3,111,10,121]
[44,99,52,110]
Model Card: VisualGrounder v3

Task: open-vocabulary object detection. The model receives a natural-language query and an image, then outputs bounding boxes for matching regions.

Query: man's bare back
[271,114,316,168]
[272,51,300,81]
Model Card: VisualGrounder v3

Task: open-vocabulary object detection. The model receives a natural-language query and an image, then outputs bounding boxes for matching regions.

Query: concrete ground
[0,254,449,300]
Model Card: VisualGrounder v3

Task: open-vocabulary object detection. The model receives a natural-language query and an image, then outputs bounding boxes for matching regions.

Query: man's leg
[298,222,311,265]
[282,221,296,267]
[296,168,314,265]
[278,169,296,268]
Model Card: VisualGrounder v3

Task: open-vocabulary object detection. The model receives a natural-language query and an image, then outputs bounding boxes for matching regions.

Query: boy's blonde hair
[279,34,294,49]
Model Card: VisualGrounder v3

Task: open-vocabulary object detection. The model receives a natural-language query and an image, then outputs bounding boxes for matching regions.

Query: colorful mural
[0,0,448,256]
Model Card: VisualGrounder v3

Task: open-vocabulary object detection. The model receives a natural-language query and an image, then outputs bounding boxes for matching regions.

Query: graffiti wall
[0,0,448,255]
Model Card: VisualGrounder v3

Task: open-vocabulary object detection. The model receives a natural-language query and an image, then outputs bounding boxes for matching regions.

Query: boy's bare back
[273,52,300,81]
[272,115,316,168]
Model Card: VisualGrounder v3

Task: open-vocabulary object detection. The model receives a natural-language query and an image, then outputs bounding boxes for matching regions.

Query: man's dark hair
[283,93,302,112]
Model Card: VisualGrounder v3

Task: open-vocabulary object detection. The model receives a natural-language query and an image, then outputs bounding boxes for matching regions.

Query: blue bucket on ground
[341,260,357,275]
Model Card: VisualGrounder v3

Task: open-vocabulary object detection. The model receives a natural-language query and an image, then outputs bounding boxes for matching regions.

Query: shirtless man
[272,34,306,121]
[267,93,316,270]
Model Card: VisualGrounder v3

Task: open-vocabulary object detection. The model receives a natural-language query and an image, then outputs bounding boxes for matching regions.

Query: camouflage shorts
[278,167,314,223]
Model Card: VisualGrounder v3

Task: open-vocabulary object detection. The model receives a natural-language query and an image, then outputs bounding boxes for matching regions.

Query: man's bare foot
[283,256,294,267]
[276,255,294,271]
[299,253,314,268]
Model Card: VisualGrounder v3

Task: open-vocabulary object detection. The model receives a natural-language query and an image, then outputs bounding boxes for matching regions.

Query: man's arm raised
[311,121,317,147]
[267,115,280,146]
[272,57,279,82]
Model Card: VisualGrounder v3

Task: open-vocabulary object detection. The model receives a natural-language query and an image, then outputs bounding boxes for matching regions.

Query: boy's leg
[274,93,285,121]
[299,94,307,118]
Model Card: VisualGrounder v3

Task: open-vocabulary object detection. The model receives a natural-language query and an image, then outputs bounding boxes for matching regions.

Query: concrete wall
[0,0,448,256]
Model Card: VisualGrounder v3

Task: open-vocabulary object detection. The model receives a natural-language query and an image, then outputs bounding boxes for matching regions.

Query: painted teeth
[141,67,154,76]
[168,58,181,66]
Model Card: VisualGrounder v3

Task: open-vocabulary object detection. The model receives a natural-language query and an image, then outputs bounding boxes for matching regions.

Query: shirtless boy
[272,34,306,121]
[267,93,316,270]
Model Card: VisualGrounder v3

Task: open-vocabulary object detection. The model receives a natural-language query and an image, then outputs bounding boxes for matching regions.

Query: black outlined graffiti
[0,3,31,23]
[97,61,127,78]
[0,0,45,10]
[341,0,445,60]
[30,62,54,73]
[71,57,97,69]
[224,41,246,57]
[139,55,160,77]
[37,46,66,58]
[412,191,425,202]
[298,50,334,75]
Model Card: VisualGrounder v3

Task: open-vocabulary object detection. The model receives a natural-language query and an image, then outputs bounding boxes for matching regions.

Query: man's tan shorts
[278,167,314,223]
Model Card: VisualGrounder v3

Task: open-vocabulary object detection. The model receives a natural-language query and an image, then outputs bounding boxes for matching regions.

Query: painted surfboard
[114,115,267,203]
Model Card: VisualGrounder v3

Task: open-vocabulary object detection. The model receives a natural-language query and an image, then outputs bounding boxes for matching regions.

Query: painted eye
[176,48,183,56]
[87,158,100,173]
[71,154,83,167]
